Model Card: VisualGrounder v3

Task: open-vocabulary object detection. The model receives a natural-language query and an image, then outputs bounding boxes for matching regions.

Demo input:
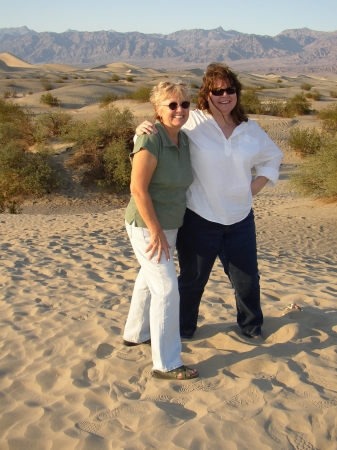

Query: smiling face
[157,96,190,130]
[207,78,237,120]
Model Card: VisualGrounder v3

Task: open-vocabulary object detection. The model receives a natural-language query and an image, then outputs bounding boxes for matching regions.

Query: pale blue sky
[1,0,336,36]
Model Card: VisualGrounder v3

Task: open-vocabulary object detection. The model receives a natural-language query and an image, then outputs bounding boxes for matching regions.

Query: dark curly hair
[197,62,248,125]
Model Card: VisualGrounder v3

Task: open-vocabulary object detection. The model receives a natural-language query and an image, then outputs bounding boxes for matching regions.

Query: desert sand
[1,54,337,450]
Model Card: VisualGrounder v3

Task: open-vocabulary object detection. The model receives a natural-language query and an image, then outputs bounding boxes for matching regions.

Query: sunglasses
[161,101,191,110]
[211,86,237,96]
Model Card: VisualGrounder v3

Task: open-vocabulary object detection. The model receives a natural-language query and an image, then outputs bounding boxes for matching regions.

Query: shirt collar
[156,121,188,148]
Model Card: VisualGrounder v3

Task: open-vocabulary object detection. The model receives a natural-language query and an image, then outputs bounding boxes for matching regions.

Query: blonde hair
[150,79,191,121]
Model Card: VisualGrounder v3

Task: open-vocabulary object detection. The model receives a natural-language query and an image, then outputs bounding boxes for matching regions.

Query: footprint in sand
[77,421,103,437]
[142,394,191,405]
[287,429,316,450]
[116,348,146,361]
[178,378,219,393]
[113,381,142,400]
[97,403,149,421]
[96,343,114,359]
[85,359,105,383]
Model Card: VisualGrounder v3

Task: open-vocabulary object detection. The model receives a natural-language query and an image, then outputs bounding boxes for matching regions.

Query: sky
[1,0,336,36]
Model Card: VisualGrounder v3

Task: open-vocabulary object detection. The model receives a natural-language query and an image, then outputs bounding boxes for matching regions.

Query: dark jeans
[176,208,262,338]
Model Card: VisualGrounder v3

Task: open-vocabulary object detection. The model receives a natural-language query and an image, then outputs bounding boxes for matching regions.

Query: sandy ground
[1,54,337,450]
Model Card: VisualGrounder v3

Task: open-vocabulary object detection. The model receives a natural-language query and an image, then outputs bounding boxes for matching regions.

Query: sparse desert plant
[317,103,337,134]
[3,89,17,98]
[0,99,35,146]
[111,74,120,82]
[288,127,324,157]
[289,134,337,201]
[55,79,64,83]
[283,93,311,117]
[125,75,135,82]
[42,82,53,91]
[300,83,312,91]
[103,139,132,189]
[99,92,117,108]
[34,111,72,141]
[241,91,263,114]
[190,83,200,89]
[0,194,22,214]
[305,90,321,101]
[40,93,60,107]
[277,79,283,83]
[68,105,134,189]
[131,85,152,103]
[73,76,78,79]
[28,91,33,95]
[262,99,286,117]
[330,91,337,98]
[61,75,68,80]
[0,142,56,201]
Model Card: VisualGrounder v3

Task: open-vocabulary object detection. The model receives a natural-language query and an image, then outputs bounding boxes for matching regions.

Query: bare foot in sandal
[152,365,199,380]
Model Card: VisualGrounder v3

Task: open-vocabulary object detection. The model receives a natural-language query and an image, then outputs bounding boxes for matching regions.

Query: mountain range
[0,26,337,73]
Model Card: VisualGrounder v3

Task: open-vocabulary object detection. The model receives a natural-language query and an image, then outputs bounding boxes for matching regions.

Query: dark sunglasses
[161,101,191,110]
[211,86,237,96]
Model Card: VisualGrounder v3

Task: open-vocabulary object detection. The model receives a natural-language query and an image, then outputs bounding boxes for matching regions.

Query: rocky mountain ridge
[0,26,336,73]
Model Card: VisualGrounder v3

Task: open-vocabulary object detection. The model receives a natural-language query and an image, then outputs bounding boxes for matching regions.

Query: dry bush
[288,127,325,157]
[317,103,337,134]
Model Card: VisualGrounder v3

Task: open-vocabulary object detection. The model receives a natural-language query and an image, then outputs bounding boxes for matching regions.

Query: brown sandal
[152,365,199,380]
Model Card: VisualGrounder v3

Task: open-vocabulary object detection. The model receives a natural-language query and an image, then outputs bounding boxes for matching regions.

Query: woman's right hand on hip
[146,230,171,263]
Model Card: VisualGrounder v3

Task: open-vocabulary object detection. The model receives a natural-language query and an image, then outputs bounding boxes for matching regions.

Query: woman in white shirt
[136,62,283,340]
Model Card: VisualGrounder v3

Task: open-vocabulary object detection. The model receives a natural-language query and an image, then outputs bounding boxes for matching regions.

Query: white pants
[123,221,182,372]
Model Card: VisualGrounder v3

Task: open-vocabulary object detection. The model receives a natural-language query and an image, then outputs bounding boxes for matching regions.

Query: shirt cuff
[255,167,280,187]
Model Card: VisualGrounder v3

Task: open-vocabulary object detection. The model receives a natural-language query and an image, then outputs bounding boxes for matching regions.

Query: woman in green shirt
[123,80,198,380]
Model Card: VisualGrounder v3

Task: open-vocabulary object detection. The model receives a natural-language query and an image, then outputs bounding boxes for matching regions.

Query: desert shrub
[125,75,134,82]
[111,74,120,82]
[40,93,60,107]
[103,139,132,189]
[99,92,117,108]
[0,99,35,146]
[300,83,312,91]
[61,75,68,80]
[262,99,286,117]
[190,83,199,89]
[241,91,263,114]
[34,111,72,141]
[283,93,311,117]
[42,82,53,91]
[330,91,337,98]
[0,142,56,200]
[277,79,283,83]
[131,85,152,103]
[28,91,33,95]
[3,89,17,98]
[67,105,134,189]
[288,127,324,157]
[55,79,64,83]
[0,195,22,214]
[290,134,337,200]
[305,90,321,101]
[317,103,337,134]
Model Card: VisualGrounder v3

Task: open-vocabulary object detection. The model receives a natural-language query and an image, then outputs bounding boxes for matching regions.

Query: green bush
[40,93,60,107]
[283,93,311,117]
[277,79,283,83]
[111,74,120,82]
[290,134,337,200]
[131,85,152,103]
[125,75,135,82]
[61,75,68,80]
[3,89,17,98]
[317,103,337,134]
[262,99,286,117]
[42,82,53,91]
[241,91,263,114]
[190,83,199,89]
[0,99,34,146]
[67,105,134,189]
[300,83,312,91]
[99,92,117,108]
[288,127,324,157]
[103,139,132,189]
[34,111,72,141]
[0,142,56,200]
[330,91,337,98]
[305,90,321,101]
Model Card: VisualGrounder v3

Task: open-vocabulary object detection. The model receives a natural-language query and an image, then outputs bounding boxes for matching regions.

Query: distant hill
[0,26,336,73]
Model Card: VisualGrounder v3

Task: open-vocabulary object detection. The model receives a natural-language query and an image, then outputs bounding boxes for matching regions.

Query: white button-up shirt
[182,110,283,225]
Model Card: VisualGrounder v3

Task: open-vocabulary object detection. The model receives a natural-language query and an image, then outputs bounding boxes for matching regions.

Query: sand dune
[0,172,336,449]
[0,52,34,68]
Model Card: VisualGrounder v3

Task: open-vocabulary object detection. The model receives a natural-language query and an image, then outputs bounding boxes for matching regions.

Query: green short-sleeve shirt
[125,122,193,230]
